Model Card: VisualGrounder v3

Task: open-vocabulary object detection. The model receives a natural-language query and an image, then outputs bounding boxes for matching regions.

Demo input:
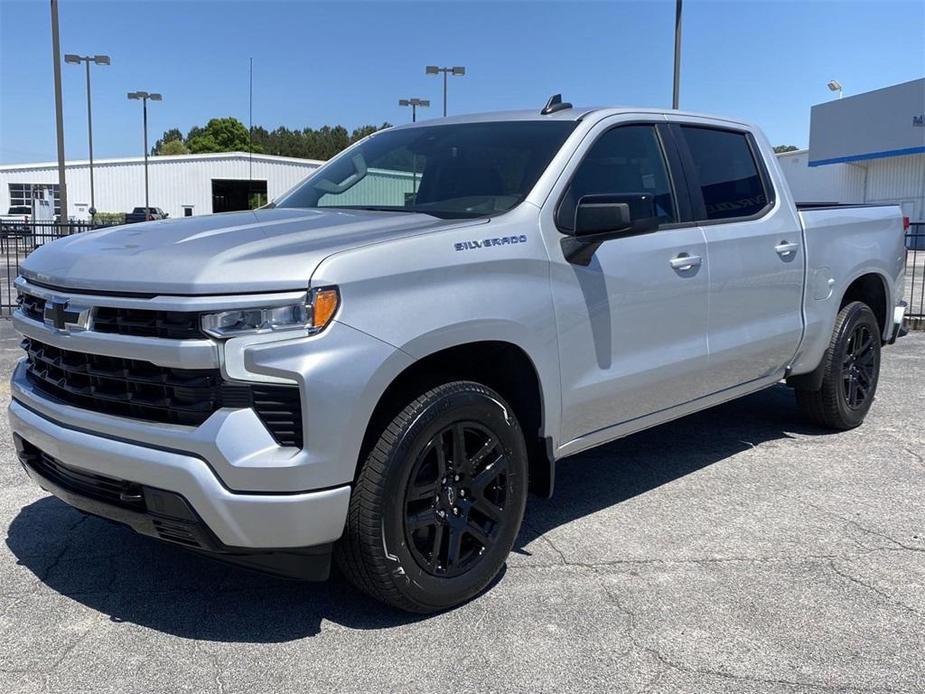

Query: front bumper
[9,397,350,551]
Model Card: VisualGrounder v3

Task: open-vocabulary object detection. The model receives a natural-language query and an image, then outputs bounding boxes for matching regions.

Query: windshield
[275,121,578,219]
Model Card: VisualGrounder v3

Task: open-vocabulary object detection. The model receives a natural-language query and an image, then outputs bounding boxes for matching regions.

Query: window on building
[8,183,60,216]
[680,127,769,221]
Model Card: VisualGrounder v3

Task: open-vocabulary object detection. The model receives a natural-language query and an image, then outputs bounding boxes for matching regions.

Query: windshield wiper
[324,206,415,213]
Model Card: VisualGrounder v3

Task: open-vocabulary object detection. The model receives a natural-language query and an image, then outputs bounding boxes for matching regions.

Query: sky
[1,0,923,164]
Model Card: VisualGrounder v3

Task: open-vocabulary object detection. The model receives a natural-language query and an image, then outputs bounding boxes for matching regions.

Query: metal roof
[0,151,325,172]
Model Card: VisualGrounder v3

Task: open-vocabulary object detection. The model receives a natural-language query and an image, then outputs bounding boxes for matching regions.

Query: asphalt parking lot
[0,323,923,694]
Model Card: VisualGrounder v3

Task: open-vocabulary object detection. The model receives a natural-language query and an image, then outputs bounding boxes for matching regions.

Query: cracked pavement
[0,322,923,693]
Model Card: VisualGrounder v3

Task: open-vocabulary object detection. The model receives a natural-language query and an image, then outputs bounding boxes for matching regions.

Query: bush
[93,212,125,224]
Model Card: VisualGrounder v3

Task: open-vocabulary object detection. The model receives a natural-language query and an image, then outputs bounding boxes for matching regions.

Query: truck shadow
[5,384,829,642]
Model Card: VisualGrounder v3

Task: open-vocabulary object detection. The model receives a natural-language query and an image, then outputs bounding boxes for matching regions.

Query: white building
[777,78,925,222]
[0,151,324,221]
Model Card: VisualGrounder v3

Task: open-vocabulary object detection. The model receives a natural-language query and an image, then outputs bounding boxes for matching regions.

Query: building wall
[776,150,866,203]
[0,153,323,220]
[862,153,925,221]
[808,78,925,166]
[777,150,925,221]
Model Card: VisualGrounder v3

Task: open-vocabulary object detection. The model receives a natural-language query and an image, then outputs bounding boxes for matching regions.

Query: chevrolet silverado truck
[9,97,907,613]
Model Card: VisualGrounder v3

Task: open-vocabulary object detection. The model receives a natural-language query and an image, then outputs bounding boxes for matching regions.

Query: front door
[542,121,712,447]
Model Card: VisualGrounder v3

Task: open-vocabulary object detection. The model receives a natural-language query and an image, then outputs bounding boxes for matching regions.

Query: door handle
[775,241,800,257]
[670,253,702,272]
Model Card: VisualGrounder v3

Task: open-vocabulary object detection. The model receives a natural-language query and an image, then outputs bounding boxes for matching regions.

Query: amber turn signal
[310,287,339,332]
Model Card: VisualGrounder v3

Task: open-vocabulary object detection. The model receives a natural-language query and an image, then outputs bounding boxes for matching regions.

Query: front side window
[276,121,578,219]
[680,126,768,221]
[557,125,676,231]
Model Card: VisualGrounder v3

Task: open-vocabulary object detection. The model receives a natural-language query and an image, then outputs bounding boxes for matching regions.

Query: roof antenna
[541,93,572,115]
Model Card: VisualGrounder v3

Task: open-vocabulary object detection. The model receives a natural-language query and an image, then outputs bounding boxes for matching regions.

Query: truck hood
[21,208,484,295]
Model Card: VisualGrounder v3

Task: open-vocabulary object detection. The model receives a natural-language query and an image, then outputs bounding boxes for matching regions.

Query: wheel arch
[839,271,890,339]
[357,339,556,498]
[789,272,890,392]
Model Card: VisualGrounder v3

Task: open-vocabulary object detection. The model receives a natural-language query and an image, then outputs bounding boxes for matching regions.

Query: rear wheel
[796,301,881,430]
[335,381,528,613]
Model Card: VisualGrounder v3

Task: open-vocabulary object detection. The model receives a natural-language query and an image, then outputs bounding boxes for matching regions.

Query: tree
[186,117,255,153]
[350,123,391,142]
[153,119,392,160]
[152,128,186,155]
[773,145,799,153]
[157,139,190,155]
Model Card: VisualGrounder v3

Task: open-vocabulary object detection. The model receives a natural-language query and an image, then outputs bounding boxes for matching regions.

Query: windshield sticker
[455,235,528,251]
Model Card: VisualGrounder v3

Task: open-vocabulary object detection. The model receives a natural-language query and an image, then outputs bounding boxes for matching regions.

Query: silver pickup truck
[9,98,907,613]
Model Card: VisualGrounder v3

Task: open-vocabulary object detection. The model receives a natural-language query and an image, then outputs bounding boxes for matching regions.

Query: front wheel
[796,301,881,430]
[335,381,529,613]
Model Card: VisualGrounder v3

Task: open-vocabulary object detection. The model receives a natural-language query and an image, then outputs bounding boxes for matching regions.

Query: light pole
[65,54,109,221]
[672,0,682,109]
[425,65,465,117]
[827,80,843,99]
[127,91,162,219]
[50,0,68,223]
[399,98,430,122]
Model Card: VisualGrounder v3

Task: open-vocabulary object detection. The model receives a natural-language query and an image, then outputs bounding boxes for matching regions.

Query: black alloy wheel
[403,421,510,578]
[841,322,876,409]
[796,301,881,430]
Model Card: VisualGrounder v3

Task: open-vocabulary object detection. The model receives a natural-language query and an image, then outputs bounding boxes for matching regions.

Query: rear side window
[681,126,769,221]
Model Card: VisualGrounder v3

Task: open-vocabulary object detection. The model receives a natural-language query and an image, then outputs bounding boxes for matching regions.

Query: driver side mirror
[573,193,659,237]
[562,193,661,265]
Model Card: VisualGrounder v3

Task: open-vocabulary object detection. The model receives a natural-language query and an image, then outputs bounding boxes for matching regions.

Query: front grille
[17,291,204,339]
[19,293,45,322]
[22,337,303,446]
[17,438,146,511]
[93,306,205,340]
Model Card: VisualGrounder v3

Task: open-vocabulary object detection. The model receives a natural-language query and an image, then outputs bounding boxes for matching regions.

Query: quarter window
[557,125,676,231]
[680,127,768,221]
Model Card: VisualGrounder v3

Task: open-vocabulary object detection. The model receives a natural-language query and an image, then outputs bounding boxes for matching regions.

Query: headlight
[201,287,339,338]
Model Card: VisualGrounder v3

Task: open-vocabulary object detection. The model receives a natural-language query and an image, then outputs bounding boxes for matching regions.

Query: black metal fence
[2,219,925,327]
[906,222,925,328]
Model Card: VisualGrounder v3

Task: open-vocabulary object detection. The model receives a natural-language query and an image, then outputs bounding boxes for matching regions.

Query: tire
[796,301,881,430]
[335,381,529,613]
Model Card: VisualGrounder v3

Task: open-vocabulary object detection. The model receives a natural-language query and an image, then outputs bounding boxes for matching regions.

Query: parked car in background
[124,207,168,224]
[9,100,908,613]
[0,206,33,236]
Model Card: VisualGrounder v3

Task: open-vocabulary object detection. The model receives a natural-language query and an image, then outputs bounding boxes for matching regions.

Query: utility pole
[249,57,253,207]
[425,65,466,117]
[399,98,430,123]
[65,54,110,222]
[127,91,162,219]
[50,0,68,223]
[672,0,682,109]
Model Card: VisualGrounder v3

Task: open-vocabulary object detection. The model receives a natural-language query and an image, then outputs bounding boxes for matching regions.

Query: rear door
[672,121,805,390]
[542,118,712,445]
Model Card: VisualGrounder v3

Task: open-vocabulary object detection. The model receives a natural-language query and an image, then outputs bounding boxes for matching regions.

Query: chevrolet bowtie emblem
[43,299,92,333]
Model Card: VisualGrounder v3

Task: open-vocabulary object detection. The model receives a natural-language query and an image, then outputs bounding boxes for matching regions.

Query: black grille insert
[22,337,303,446]
[19,293,45,322]
[93,306,205,340]
[17,438,146,511]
